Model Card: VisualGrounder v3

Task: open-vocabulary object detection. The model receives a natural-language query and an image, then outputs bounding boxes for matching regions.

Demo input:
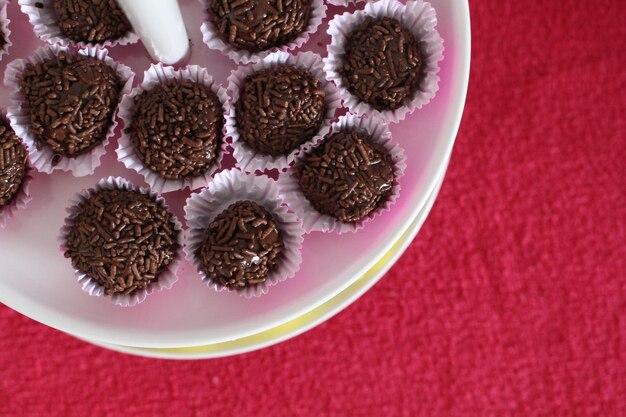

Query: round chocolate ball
[53,0,133,44]
[236,65,326,156]
[297,129,396,222]
[209,0,312,53]
[20,51,122,158]
[64,189,180,296]
[130,80,223,180]
[0,118,28,209]
[340,17,423,111]
[199,200,284,289]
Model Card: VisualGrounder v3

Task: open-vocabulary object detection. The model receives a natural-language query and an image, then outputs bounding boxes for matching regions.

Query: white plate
[0,0,470,348]
[85,162,446,359]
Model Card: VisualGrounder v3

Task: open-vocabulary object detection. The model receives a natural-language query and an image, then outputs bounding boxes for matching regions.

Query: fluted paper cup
[185,169,305,298]
[4,45,135,177]
[200,0,327,64]
[278,113,406,234]
[117,64,229,193]
[58,177,184,307]
[226,51,342,174]
[18,0,139,49]
[324,0,444,123]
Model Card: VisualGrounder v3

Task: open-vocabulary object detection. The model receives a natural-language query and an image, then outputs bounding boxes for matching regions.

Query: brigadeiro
[278,113,406,234]
[226,51,341,173]
[0,115,32,228]
[59,177,183,307]
[324,0,444,123]
[4,46,134,176]
[200,200,283,290]
[19,0,139,48]
[0,0,13,61]
[185,169,304,297]
[118,64,229,193]
[200,0,326,63]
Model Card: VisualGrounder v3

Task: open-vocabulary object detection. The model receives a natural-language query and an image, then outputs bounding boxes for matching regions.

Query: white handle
[117,0,190,65]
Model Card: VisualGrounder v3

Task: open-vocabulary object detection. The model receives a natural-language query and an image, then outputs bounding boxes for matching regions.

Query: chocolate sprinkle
[0,118,28,208]
[64,189,180,296]
[340,17,423,111]
[209,0,311,53]
[236,66,326,156]
[20,51,122,158]
[53,0,132,44]
[297,129,395,222]
[198,200,284,289]
[129,80,223,180]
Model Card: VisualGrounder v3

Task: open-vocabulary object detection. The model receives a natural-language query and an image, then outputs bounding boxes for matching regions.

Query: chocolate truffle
[297,129,395,222]
[340,17,423,111]
[209,0,311,53]
[236,66,326,156]
[0,118,28,208]
[20,51,122,158]
[64,189,179,296]
[129,81,223,180]
[198,200,284,289]
[53,0,132,44]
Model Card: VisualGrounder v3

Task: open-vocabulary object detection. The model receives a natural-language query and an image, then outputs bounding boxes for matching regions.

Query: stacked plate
[0,0,470,359]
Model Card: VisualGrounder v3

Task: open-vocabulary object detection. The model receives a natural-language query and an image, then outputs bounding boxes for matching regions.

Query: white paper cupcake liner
[17,0,140,49]
[4,45,135,177]
[184,169,305,298]
[226,51,342,174]
[117,64,229,193]
[0,112,33,229]
[278,113,406,234]
[0,0,13,61]
[58,177,184,307]
[324,0,444,123]
[199,0,327,64]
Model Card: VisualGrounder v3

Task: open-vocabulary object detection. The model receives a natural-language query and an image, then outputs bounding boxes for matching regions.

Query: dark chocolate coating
[0,118,28,208]
[53,0,132,44]
[340,17,423,111]
[199,200,284,289]
[129,80,223,180]
[236,65,326,156]
[209,0,311,52]
[64,189,180,296]
[297,129,395,222]
[20,51,122,158]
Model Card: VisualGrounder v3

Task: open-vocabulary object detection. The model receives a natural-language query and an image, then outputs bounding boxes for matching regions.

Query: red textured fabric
[1,1,625,416]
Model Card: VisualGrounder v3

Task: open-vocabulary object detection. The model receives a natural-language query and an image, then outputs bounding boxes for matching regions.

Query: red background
[2,1,625,416]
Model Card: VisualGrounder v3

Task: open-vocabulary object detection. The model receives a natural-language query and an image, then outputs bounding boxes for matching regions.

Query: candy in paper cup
[278,113,406,234]
[185,169,305,298]
[4,45,135,177]
[58,177,184,307]
[324,0,444,123]
[0,113,33,229]
[199,0,327,64]
[17,0,139,49]
[117,64,229,193]
[226,51,342,174]
[0,0,13,61]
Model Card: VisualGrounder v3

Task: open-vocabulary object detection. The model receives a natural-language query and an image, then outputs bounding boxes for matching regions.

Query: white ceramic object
[0,0,470,349]
[117,0,190,65]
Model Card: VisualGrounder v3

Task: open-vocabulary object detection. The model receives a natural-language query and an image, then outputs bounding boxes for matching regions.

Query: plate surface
[87,163,446,359]
[0,0,470,348]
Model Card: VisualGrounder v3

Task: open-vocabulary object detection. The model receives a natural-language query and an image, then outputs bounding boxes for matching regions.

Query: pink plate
[0,0,470,348]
